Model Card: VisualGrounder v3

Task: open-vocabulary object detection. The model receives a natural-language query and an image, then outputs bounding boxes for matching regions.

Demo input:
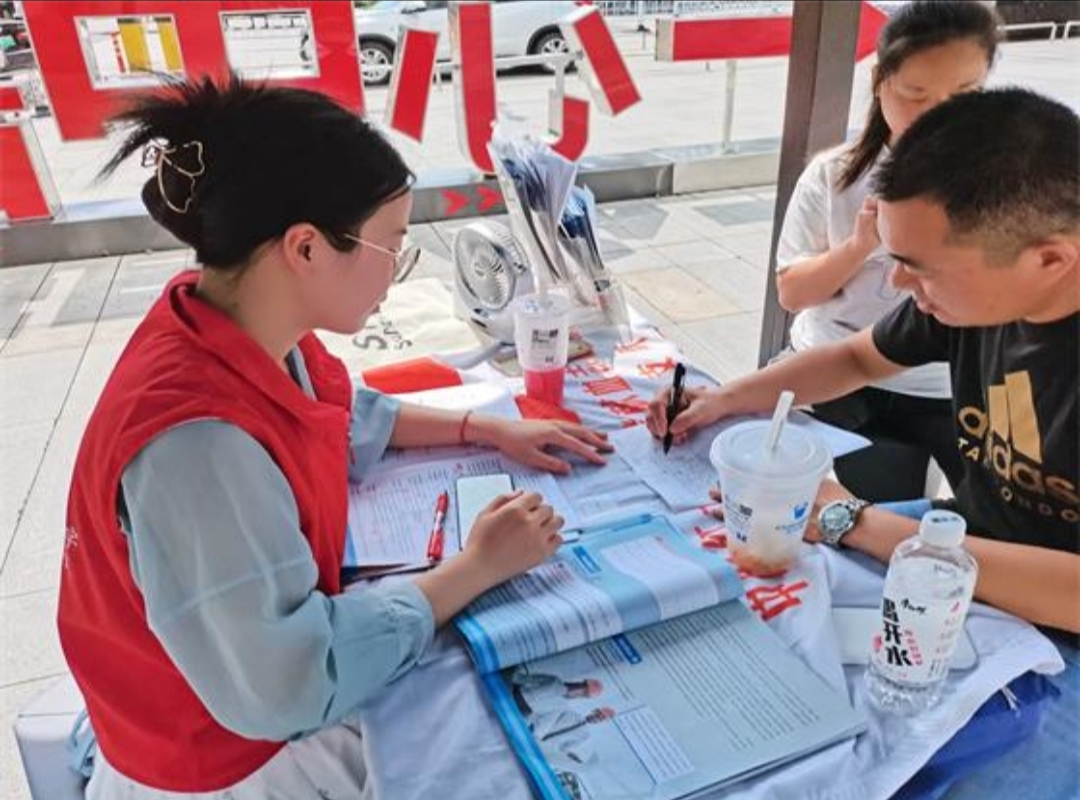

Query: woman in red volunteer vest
[60,74,612,798]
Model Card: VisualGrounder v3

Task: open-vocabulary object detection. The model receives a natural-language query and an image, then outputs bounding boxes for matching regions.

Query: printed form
[610,414,871,511]
[347,452,578,567]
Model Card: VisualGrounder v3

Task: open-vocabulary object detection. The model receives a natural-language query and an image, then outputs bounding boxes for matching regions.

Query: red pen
[426,491,449,562]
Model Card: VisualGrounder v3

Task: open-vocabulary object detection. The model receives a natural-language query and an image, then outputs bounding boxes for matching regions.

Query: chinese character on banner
[692,523,727,551]
[566,357,613,379]
[745,581,810,622]
[583,376,632,397]
[637,357,678,380]
[615,337,651,354]
[598,396,650,417]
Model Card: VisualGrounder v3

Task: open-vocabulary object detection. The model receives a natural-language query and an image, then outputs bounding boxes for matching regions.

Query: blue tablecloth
[929,633,1079,800]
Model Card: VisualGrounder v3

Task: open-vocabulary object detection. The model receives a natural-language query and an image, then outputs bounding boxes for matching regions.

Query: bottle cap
[918,510,966,548]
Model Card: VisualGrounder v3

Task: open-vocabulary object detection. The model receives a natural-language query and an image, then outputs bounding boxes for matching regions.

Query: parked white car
[354,0,584,85]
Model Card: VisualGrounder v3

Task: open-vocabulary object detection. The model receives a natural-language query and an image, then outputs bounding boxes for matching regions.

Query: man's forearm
[846,507,1080,633]
[715,331,895,416]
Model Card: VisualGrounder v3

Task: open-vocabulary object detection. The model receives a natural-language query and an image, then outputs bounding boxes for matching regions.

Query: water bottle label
[870,594,967,685]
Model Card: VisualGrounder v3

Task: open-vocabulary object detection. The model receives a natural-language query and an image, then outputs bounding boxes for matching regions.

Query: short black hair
[875,88,1079,262]
[99,74,414,269]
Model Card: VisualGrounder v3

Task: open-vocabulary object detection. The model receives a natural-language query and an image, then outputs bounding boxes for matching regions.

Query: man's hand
[645,386,726,445]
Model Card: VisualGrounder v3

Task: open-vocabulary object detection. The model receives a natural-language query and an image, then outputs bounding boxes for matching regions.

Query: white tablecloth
[355,315,1064,800]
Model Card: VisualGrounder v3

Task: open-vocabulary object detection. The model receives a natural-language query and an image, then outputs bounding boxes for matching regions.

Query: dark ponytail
[837,0,1001,191]
[99,73,414,270]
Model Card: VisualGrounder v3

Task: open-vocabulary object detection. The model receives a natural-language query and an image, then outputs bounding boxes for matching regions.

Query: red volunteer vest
[58,271,353,791]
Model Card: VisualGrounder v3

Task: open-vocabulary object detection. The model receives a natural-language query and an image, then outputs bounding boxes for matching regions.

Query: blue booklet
[455,514,865,800]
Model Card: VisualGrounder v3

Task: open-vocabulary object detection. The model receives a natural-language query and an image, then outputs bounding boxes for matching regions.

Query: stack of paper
[345,452,579,575]
[609,413,871,512]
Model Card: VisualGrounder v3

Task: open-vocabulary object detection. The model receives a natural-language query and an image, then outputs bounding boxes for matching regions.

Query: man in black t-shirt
[871,291,1077,555]
[648,88,1079,634]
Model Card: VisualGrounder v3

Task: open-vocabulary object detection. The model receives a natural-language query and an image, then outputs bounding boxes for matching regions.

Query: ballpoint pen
[662,362,686,455]
[426,491,449,562]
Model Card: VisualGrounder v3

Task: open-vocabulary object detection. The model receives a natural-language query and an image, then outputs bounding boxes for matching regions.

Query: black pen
[662,362,686,455]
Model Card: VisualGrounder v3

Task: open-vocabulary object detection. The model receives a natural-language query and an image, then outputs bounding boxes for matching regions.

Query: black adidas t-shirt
[872,300,1079,554]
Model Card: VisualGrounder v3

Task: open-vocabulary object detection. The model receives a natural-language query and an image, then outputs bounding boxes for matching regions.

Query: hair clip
[140,141,166,169]
[144,140,206,214]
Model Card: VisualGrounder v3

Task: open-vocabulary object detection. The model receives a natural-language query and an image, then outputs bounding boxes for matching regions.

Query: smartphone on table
[456,473,514,548]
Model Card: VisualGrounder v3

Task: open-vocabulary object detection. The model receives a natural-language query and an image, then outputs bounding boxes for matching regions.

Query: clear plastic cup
[513,292,571,407]
[709,420,833,576]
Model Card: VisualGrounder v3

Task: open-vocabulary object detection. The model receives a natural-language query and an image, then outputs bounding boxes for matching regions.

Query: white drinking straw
[765,390,795,454]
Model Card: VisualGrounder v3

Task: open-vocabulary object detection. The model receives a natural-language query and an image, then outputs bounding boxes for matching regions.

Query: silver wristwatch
[817,498,870,548]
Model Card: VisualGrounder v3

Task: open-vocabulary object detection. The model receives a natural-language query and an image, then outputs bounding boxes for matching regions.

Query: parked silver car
[354,0,583,85]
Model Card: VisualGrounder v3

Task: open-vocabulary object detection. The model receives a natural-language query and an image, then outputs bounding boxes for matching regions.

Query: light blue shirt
[117,349,434,741]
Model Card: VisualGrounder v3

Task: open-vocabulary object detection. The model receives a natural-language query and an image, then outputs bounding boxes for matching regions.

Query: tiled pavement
[0,187,776,799]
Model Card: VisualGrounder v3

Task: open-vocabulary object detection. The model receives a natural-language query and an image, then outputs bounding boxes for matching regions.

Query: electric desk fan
[452,219,533,344]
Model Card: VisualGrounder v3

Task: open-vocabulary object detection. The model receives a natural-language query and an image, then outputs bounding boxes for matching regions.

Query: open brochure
[455,514,866,800]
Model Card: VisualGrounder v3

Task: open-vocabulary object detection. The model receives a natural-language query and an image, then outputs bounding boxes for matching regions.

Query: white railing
[1000,21,1061,40]
[997,20,1080,40]
[595,1,791,20]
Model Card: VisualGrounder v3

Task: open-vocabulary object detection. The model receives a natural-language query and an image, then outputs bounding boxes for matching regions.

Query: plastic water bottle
[865,510,978,715]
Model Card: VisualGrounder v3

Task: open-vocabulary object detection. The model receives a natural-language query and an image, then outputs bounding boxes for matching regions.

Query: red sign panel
[385,29,438,143]
[657,1,887,62]
[564,6,641,116]
[22,1,364,141]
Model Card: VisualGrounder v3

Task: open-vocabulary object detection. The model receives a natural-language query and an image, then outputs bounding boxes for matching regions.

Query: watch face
[820,503,852,535]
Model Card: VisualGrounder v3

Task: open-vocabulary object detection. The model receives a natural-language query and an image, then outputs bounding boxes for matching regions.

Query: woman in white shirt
[775,0,1000,501]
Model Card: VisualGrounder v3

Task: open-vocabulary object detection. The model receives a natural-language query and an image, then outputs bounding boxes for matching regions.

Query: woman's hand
[850,196,881,258]
[463,491,564,587]
[415,491,564,624]
[477,417,612,475]
[645,385,726,446]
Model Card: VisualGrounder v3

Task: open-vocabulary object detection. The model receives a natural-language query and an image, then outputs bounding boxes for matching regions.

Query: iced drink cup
[709,421,832,576]
[513,292,571,407]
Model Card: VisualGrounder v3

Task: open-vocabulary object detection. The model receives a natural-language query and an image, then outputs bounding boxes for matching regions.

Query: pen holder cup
[513,292,571,408]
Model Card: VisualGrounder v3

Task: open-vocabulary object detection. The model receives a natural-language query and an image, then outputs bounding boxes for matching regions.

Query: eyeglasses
[342,233,421,283]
